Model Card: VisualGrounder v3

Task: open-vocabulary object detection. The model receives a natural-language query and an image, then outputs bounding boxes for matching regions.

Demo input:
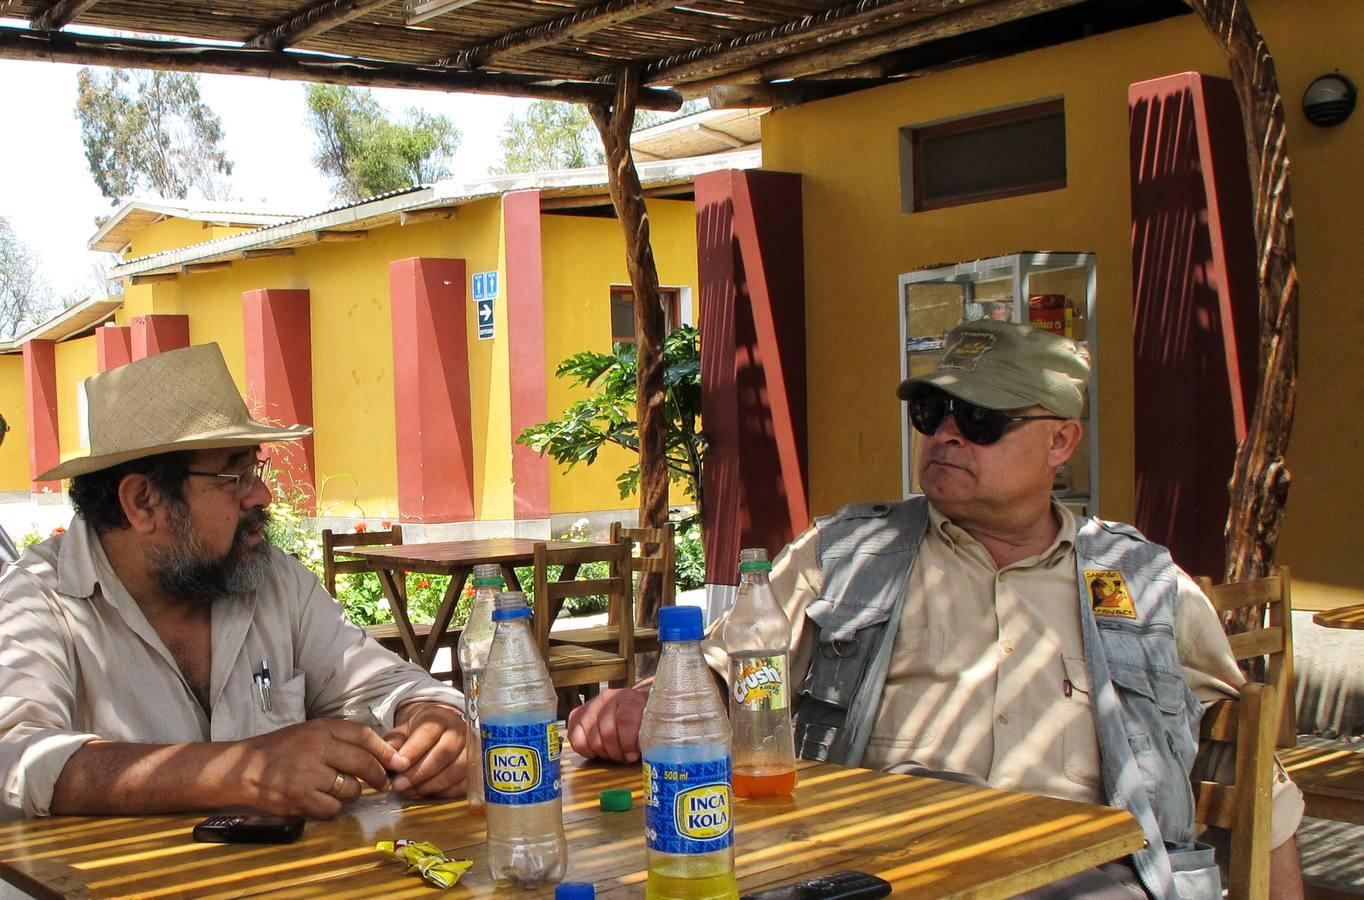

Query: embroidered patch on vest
[939,331,997,371]
[1085,569,1137,620]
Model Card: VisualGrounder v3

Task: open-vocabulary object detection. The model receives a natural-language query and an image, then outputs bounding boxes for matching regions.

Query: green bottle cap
[599,789,633,812]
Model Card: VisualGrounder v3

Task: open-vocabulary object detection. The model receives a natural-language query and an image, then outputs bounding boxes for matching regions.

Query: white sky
[0,56,532,301]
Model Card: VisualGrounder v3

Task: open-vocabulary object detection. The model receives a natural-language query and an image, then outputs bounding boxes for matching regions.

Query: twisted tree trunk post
[1185,0,1299,601]
[591,68,669,623]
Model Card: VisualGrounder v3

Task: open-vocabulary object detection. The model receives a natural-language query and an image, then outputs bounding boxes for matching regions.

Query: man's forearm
[1270,837,1305,900]
[50,739,253,815]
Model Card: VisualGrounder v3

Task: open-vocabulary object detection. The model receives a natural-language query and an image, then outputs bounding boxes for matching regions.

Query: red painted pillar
[389,258,476,523]
[131,315,190,359]
[96,325,132,372]
[504,191,551,520]
[697,169,808,587]
[22,340,60,493]
[1129,73,1259,578]
[243,289,316,509]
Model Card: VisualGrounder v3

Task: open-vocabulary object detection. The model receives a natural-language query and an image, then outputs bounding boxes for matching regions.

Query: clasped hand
[243,702,467,817]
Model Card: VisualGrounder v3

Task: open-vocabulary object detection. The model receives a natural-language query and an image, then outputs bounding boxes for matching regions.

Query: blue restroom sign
[472,270,498,301]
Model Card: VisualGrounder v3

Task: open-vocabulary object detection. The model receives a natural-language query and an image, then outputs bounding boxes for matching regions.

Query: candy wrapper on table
[376,839,474,889]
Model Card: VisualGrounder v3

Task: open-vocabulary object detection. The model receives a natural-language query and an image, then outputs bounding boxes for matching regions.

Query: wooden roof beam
[246,0,397,52]
[239,248,295,259]
[642,0,991,87]
[30,0,101,32]
[0,29,683,110]
[442,0,681,70]
[682,0,1085,96]
[311,229,369,241]
[693,123,748,148]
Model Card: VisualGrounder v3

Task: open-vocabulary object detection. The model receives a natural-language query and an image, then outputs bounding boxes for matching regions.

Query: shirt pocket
[874,628,949,750]
[1061,655,1102,790]
[249,672,307,736]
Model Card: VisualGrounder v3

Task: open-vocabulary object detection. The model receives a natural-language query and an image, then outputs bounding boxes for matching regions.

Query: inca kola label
[675,784,732,840]
[486,745,540,793]
[731,655,787,710]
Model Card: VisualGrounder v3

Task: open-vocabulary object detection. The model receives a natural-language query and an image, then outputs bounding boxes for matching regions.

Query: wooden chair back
[322,525,405,600]
[532,540,635,689]
[1194,565,1296,749]
[609,520,676,627]
[1192,682,1278,900]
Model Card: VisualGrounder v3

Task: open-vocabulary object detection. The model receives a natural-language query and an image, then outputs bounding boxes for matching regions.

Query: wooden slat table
[1312,602,1364,630]
[344,539,613,672]
[0,755,1144,899]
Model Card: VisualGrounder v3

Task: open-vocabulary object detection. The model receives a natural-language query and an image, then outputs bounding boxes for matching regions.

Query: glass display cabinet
[897,252,1099,515]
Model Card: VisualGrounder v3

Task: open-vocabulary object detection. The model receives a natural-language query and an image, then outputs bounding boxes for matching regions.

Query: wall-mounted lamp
[1303,73,1356,127]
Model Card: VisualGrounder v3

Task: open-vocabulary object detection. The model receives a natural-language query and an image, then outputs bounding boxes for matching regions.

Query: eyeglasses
[908,387,1066,446]
[186,457,270,498]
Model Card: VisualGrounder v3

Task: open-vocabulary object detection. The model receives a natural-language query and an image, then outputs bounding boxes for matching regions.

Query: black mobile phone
[740,871,893,900]
[191,813,306,844]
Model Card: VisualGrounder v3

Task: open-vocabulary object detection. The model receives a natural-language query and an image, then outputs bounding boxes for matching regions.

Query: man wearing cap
[569,320,1304,898]
[0,344,468,820]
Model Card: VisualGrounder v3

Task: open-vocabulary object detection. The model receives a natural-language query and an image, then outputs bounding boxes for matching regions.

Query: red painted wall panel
[389,257,476,523]
[23,340,60,493]
[698,169,808,586]
[504,191,551,520]
[243,289,316,508]
[1129,72,1259,579]
[96,325,132,372]
[130,315,190,359]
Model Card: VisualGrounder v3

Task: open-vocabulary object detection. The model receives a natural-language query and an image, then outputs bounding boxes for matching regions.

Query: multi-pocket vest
[790,497,1220,900]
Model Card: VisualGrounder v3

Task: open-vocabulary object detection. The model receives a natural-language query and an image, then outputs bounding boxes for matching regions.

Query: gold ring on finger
[329,772,346,797]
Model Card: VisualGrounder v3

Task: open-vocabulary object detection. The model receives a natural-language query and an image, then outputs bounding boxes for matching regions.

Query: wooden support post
[1184,0,1299,590]
[590,68,668,623]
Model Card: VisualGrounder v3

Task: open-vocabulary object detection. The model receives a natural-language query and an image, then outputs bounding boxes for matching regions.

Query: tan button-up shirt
[0,518,463,818]
[704,502,1302,847]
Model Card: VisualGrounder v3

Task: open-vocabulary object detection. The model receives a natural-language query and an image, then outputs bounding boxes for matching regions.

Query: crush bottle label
[481,721,561,805]
[731,655,787,711]
[642,756,733,854]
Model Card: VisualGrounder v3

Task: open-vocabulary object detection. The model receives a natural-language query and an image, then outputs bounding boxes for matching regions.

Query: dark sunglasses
[908,387,1066,446]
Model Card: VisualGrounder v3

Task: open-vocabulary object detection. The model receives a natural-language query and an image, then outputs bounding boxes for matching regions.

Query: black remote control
[740,871,893,899]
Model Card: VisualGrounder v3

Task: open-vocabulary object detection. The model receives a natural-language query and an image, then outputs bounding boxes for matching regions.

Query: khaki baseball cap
[38,343,312,481]
[897,319,1090,418]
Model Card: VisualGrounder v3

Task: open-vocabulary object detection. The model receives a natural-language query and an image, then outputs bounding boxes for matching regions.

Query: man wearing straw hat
[0,344,467,819]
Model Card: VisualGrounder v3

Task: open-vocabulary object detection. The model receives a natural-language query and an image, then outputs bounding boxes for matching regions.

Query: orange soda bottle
[721,548,797,798]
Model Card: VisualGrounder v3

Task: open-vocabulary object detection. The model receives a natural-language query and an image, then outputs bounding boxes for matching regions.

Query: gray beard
[151,504,273,605]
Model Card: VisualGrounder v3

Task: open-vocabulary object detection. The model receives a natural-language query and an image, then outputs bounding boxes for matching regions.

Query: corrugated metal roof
[0,295,124,353]
[109,150,760,280]
[88,199,307,253]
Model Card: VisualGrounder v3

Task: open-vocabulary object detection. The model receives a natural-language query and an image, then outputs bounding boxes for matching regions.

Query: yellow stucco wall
[539,199,699,514]
[761,0,1363,606]
[53,337,98,463]
[126,219,254,259]
[0,355,27,491]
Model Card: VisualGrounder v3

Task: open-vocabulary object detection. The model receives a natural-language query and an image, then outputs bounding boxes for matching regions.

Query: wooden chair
[1195,565,1296,749]
[531,541,635,710]
[1193,682,1279,900]
[322,526,459,682]
[1198,566,1364,827]
[550,521,674,655]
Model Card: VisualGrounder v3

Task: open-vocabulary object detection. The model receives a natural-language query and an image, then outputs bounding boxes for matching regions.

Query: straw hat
[38,344,312,482]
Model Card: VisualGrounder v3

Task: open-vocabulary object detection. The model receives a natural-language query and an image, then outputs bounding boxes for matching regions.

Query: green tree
[492,99,708,174]
[305,84,461,201]
[517,324,705,517]
[75,68,233,203]
[0,218,55,340]
[492,101,604,174]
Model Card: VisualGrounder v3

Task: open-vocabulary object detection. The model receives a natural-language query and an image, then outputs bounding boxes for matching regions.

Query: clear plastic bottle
[640,606,738,900]
[721,547,797,798]
[479,591,566,887]
[457,564,503,817]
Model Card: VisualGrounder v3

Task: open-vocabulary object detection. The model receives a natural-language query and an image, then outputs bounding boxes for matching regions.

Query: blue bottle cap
[555,883,595,899]
[657,605,703,641]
